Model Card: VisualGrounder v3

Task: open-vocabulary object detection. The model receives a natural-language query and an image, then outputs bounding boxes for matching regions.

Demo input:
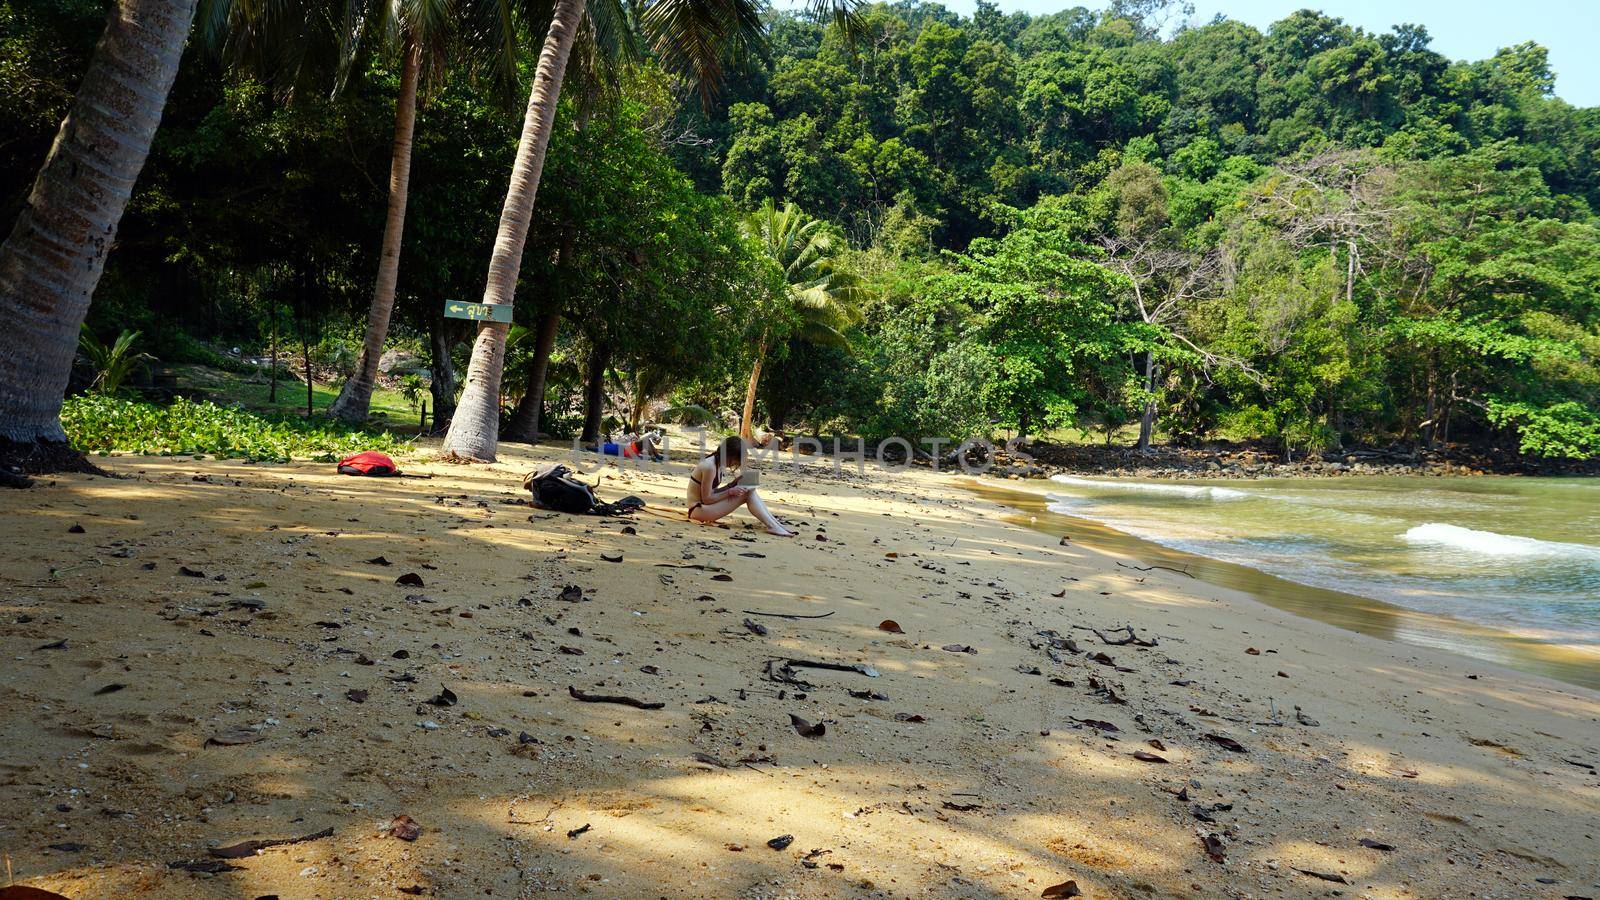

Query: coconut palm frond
[456,0,528,98]
[504,323,538,355]
[742,198,868,350]
[797,321,850,348]
[79,326,155,396]
[197,0,351,100]
[660,403,718,426]
[807,0,863,41]
[638,0,856,100]
[634,0,765,103]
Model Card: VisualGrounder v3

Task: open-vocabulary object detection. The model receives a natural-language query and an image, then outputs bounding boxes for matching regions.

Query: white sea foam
[1401,523,1600,560]
[1049,474,1249,500]
[1045,497,1088,515]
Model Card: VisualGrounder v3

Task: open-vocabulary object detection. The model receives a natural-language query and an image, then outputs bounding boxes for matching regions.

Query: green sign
[443,301,513,323]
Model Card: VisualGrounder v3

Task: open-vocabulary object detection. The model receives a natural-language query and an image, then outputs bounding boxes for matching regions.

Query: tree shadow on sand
[0,449,1596,897]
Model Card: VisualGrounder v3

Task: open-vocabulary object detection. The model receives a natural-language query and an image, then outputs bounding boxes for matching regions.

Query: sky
[809,0,1600,107]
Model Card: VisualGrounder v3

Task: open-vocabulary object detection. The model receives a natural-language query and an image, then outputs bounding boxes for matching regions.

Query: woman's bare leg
[743,489,793,536]
[689,493,746,523]
[688,488,791,536]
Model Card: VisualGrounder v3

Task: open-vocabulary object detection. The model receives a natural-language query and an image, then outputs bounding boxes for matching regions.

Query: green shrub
[1214,405,1278,442]
[309,333,359,377]
[61,395,411,462]
[398,373,427,411]
[78,326,154,395]
[1486,398,1600,459]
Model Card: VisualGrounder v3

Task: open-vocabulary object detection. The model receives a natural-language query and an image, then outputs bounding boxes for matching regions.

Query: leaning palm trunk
[0,0,198,448]
[739,333,768,440]
[328,34,422,423]
[440,0,584,461]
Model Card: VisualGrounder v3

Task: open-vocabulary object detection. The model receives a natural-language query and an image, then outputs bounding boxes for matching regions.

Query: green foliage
[732,199,868,430]
[709,2,1600,245]
[398,373,427,412]
[1379,144,1600,454]
[742,199,865,349]
[873,199,1133,438]
[658,403,719,426]
[869,295,999,439]
[10,0,1600,460]
[156,333,258,373]
[0,0,104,223]
[62,396,410,462]
[1485,399,1600,458]
[532,89,771,405]
[78,327,155,396]
[1201,223,1378,453]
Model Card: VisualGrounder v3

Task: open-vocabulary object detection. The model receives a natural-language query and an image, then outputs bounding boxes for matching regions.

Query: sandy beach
[1,443,1597,899]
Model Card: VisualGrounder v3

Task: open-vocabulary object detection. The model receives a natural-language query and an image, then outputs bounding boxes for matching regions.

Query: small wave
[1050,474,1249,501]
[1401,523,1600,560]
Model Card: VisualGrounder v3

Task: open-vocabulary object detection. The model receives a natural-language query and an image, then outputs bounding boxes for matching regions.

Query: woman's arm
[700,461,744,503]
[699,461,721,504]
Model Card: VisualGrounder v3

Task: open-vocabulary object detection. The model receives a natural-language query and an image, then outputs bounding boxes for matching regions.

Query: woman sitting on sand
[687,436,793,536]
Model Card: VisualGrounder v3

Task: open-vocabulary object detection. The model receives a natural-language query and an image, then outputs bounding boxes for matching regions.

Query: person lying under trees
[586,429,664,462]
[686,436,793,536]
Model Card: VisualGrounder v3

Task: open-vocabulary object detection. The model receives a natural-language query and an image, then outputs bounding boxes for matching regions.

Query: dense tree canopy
[687,0,1600,456]
[4,0,1597,458]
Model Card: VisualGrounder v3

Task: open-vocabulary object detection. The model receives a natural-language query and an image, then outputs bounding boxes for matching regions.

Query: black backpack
[523,464,596,514]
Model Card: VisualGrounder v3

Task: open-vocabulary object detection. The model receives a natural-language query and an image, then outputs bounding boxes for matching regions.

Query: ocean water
[1045,474,1600,649]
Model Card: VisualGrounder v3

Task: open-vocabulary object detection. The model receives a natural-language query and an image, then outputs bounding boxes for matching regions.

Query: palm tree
[200,0,532,424]
[440,0,861,461]
[738,199,863,439]
[0,0,200,460]
[325,0,552,422]
[324,24,425,422]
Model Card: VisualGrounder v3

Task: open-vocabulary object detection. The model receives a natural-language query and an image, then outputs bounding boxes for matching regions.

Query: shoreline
[2,446,1597,898]
[964,478,1600,693]
[971,440,1600,481]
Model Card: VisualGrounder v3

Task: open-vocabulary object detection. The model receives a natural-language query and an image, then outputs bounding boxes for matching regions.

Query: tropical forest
[4,1,1600,897]
[4,0,1598,466]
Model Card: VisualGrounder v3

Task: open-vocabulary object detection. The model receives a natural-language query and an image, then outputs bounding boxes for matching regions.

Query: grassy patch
[168,364,422,426]
[62,395,412,462]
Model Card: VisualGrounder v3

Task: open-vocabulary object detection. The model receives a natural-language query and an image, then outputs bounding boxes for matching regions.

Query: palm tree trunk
[580,341,609,443]
[328,33,421,423]
[504,311,559,443]
[440,0,584,461]
[739,336,768,440]
[0,0,198,449]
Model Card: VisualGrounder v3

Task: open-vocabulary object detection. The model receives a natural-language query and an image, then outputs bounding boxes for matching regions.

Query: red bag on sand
[337,451,400,476]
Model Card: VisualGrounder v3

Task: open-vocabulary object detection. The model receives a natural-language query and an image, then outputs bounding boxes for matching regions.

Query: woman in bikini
[686,436,794,536]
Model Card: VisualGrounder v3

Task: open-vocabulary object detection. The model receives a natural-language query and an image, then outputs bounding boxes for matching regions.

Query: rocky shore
[985,441,1600,480]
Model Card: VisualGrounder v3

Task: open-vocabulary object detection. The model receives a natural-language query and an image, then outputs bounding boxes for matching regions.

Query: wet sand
[1,443,1597,899]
